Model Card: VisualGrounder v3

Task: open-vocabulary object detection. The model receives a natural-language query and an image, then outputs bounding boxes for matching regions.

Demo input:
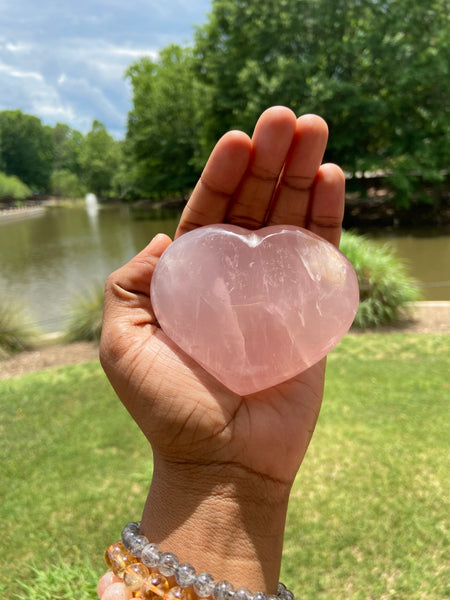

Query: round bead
[121,522,141,549]
[167,586,189,600]
[277,583,286,596]
[100,581,132,600]
[141,542,162,568]
[194,572,215,598]
[234,587,252,600]
[140,573,169,599]
[158,551,179,577]
[279,589,294,600]
[123,562,150,592]
[105,542,138,577]
[175,562,197,587]
[267,596,279,600]
[213,580,234,600]
[128,534,149,558]
[253,593,267,600]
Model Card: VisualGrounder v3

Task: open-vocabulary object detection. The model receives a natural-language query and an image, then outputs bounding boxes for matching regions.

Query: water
[0,205,448,332]
[0,205,180,332]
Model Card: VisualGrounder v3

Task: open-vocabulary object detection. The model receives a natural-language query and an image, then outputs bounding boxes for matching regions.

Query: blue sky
[0,0,212,138]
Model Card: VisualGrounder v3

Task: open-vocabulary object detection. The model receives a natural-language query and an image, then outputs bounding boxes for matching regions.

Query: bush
[339,230,422,328]
[0,172,32,201]
[65,284,104,342]
[0,299,40,357]
[49,169,85,199]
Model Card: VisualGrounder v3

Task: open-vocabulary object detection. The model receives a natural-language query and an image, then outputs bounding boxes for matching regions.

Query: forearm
[140,455,292,593]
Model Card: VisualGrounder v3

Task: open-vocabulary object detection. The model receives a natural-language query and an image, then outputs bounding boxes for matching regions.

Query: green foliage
[125,45,203,196]
[52,123,85,177]
[79,120,121,197]
[0,110,55,190]
[340,230,422,328]
[192,0,449,204]
[0,172,32,201]
[49,168,85,199]
[64,284,105,342]
[0,298,40,357]
[1,335,448,598]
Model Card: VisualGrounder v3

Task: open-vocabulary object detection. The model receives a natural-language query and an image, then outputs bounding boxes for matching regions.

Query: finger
[267,114,329,227]
[103,233,172,324]
[307,163,345,248]
[175,130,252,238]
[225,106,297,229]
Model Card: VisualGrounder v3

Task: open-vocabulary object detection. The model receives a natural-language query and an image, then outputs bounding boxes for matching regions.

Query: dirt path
[1,303,448,381]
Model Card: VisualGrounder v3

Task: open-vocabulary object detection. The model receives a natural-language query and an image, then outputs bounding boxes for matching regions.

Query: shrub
[65,284,104,342]
[0,299,40,357]
[339,230,422,328]
[0,172,32,201]
[49,169,85,199]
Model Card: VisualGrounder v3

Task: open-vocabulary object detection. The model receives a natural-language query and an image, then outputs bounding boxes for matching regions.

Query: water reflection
[0,205,179,332]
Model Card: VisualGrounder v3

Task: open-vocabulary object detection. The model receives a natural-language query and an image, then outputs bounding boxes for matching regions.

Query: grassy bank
[1,334,448,599]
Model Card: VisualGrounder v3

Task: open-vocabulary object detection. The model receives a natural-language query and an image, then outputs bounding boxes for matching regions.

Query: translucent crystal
[104,542,138,577]
[267,595,279,600]
[234,587,252,600]
[213,580,234,600]
[158,551,179,577]
[121,521,141,550]
[167,586,190,600]
[151,224,359,395]
[123,562,150,592]
[140,573,169,599]
[129,534,149,558]
[276,583,286,596]
[253,592,267,600]
[141,542,162,568]
[175,562,197,587]
[194,572,215,598]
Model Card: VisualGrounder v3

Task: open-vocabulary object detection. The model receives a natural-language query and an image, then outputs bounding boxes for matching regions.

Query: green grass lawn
[1,334,449,599]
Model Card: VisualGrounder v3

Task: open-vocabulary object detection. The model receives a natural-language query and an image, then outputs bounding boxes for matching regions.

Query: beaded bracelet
[104,521,295,600]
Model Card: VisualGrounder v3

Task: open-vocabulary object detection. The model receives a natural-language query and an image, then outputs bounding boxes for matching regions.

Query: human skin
[100,106,345,593]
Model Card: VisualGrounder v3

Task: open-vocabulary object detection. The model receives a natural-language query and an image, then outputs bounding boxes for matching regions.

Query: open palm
[100,106,345,491]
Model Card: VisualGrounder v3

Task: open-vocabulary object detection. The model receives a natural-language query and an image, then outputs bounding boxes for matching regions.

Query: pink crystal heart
[151,224,359,395]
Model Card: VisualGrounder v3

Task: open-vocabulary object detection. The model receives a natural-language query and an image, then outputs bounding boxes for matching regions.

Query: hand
[100,106,345,590]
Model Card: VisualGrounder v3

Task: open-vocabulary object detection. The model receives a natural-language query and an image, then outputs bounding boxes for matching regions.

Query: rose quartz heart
[151,224,359,395]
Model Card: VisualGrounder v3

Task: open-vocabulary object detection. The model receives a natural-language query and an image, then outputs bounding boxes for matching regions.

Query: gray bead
[121,521,141,549]
[141,542,162,567]
[158,551,179,577]
[253,592,267,600]
[234,587,252,600]
[128,534,149,558]
[194,572,215,598]
[175,562,197,587]
[214,581,234,600]
[276,583,286,596]
[279,589,294,600]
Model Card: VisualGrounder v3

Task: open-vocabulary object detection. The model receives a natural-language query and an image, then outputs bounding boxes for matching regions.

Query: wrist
[140,455,291,593]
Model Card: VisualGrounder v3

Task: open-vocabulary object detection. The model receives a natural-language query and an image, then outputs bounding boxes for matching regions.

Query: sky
[0,0,212,138]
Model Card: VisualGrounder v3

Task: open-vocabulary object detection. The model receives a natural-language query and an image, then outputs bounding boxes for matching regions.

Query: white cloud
[0,0,211,137]
[0,61,43,82]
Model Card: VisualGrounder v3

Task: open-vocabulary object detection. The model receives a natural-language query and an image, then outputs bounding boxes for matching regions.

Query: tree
[79,120,121,197]
[125,44,202,197]
[193,0,449,204]
[0,110,55,190]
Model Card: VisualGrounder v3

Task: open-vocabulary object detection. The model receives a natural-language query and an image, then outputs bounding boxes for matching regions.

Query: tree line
[1,0,448,207]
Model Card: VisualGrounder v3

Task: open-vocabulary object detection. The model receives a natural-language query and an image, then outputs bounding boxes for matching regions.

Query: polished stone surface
[151,224,359,395]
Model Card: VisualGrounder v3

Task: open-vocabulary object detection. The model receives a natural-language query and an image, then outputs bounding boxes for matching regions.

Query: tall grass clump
[64,283,105,342]
[0,172,32,201]
[340,230,421,328]
[0,298,40,357]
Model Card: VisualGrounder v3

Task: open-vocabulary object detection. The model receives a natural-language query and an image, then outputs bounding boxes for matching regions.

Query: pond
[0,203,449,333]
